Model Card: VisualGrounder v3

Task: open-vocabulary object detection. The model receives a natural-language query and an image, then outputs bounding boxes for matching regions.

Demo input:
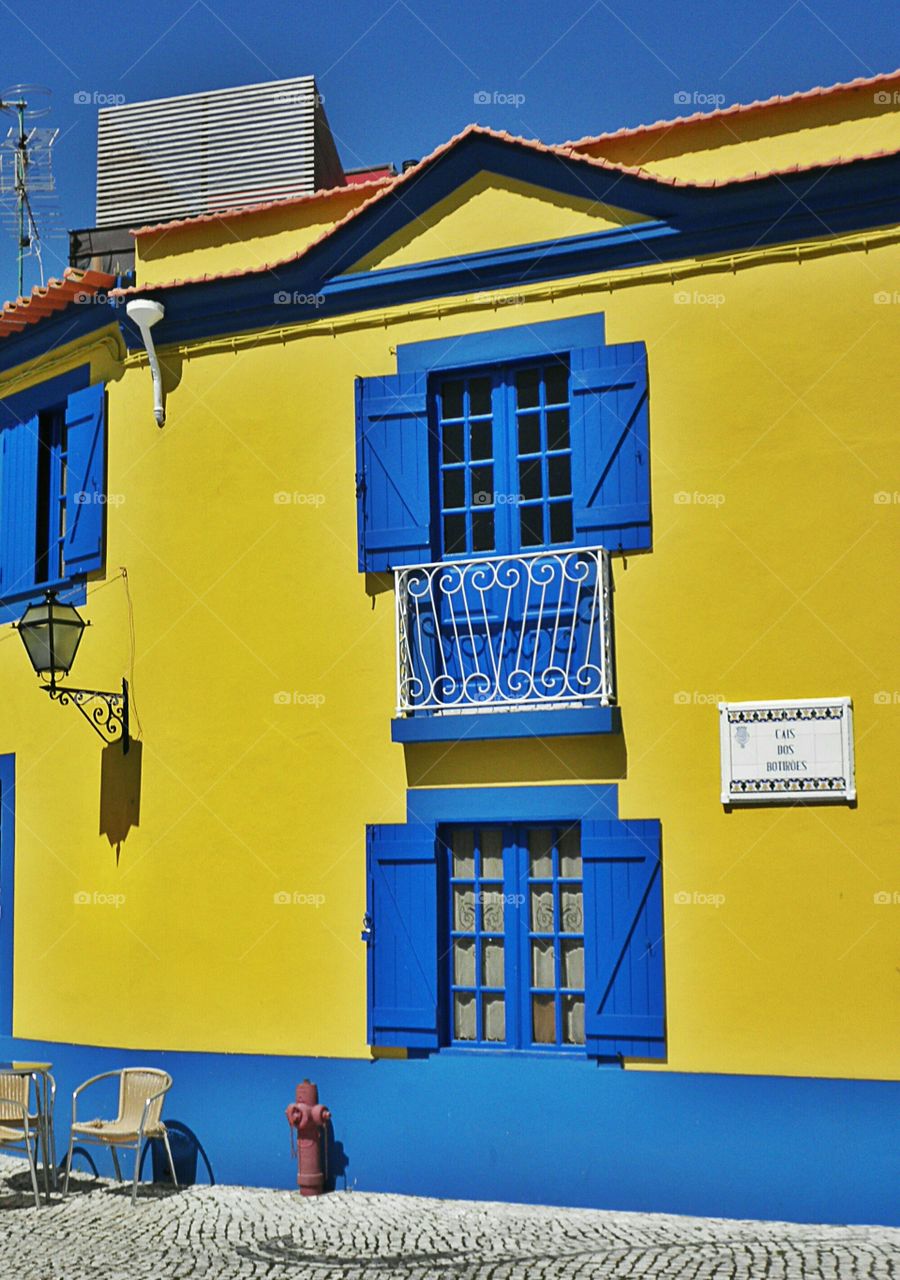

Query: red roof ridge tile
[0,267,117,341]
[111,128,900,301]
[129,176,395,239]
[563,68,900,150]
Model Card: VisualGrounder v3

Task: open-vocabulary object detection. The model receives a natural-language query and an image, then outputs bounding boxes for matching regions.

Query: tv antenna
[0,85,60,298]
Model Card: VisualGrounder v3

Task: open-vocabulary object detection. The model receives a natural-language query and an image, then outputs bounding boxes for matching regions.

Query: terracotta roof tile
[0,268,116,341]
[129,177,394,239]
[564,68,900,150]
[111,124,900,300]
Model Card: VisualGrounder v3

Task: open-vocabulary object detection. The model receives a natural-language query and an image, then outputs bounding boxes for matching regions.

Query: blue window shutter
[570,341,650,551]
[64,383,106,575]
[355,372,431,572]
[582,817,665,1059]
[365,820,439,1048]
[0,416,39,599]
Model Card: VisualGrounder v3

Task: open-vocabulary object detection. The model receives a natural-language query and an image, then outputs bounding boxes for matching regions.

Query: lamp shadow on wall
[403,730,627,789]
[99,739,142,863]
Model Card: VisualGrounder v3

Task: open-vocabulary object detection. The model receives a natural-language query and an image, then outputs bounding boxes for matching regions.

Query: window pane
[454,992,476,1040]
[558,826,581,877]
[443,468,466,509]
[549,503,573,545]
[469,377,492,417]
[545,364,568,406]
[530,886,554,931]
[561,939,584,989]
[442,422,464,463]
[472,510,495,553]
[441,380,464,419]
[532,993,556,1044]
[520,505,543,547]
[480,828,503,878]
[454,886,476,931]
[519,459,542,501]
[531,939,555,988]
[547,408,570,450]
[528,828,553,877]
[454,938,476,986]
[451,828,475,877]
[483,994,506,1042]
[470,419,492,461]
[471,466,493,506]
[482,939,504,986]
[481,888,504,933]
[517,414,541,455]
[560,887,583,933]
[443,514,467,555]
[562,995,585,1046]
[516,368,540,409]
[548,454,571,497]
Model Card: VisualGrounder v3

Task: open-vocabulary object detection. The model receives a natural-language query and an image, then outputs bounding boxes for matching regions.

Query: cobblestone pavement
[0,1156,895,1279]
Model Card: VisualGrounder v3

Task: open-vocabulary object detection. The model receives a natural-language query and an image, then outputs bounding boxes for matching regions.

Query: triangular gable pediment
[347,171,652,273]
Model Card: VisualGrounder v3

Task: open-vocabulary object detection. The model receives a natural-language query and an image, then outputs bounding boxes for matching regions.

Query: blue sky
[1,0,898,301]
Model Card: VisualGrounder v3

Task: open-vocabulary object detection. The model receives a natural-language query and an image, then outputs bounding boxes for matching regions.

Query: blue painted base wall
[2,1034,896,1226]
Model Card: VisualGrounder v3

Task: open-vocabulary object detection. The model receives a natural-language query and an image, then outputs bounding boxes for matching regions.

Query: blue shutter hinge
[355,472,366,499]
[360,913,373,943]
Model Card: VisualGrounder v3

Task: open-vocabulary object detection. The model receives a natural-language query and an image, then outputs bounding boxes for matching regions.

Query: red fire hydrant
[286,1079,331,1196]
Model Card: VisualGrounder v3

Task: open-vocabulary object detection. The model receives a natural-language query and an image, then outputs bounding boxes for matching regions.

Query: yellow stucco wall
[1,125,897,1081]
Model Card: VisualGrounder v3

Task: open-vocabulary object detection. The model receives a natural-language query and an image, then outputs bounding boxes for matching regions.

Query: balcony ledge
[391,705,621,743]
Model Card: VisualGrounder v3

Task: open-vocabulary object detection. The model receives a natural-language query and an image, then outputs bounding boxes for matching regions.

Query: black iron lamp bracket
[44,677,130,752]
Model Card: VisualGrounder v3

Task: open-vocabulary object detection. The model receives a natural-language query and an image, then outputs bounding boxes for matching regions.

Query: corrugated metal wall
[96,76,343,227]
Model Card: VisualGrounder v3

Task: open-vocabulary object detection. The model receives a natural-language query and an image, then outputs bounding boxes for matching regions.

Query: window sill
[391,705,620,743]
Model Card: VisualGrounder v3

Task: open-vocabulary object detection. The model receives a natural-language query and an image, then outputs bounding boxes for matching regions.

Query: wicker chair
[0,1073,42,1209]
[63,1069,177,1206]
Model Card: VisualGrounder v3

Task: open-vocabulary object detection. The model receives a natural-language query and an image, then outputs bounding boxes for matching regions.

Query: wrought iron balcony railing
[394,546,614,717]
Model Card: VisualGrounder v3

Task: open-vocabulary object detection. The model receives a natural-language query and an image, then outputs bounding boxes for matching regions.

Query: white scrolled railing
[394,546,614,716]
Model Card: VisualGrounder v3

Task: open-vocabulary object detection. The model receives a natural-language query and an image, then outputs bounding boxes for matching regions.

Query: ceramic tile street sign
[719,698,855,805]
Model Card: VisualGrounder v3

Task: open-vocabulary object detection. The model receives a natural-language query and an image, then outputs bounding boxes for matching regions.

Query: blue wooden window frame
[434,359,575,560]
[443,822,585,1052]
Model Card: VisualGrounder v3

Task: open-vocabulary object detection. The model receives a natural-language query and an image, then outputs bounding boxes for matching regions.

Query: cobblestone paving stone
[0,1156,895,1279]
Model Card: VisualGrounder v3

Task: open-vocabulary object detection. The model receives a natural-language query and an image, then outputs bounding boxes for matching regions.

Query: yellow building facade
[0,71,897,1220]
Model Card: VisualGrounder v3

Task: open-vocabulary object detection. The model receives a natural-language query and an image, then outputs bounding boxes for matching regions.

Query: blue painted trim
[0,575,87,627]
[108,145,900,349]
[0,1030,894,1224]
[0,755,14,1036]
[0,306,119,378]
[0,363,90,429]
[408,783,619,825]
[392,706,620,742]
[397,314,605,374]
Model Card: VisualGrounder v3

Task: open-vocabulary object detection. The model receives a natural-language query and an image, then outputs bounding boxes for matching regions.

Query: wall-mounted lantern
[15,590,129,752]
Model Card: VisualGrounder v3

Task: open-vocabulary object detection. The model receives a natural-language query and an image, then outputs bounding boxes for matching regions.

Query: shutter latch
[360,912,373,943]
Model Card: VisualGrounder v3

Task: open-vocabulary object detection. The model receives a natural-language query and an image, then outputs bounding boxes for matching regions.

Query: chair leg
[111,1147,123,1182]
[63,1129,76,1197]
[131,1145,140,1207]
[161,1130,179,1190]
[24,1136,41,1210]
